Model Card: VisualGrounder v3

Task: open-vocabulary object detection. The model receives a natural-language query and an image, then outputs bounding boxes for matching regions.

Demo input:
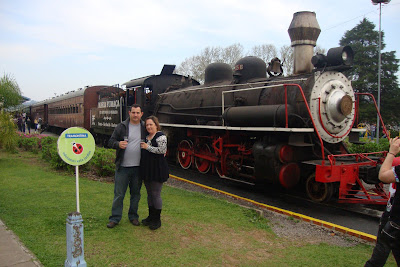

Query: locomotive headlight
[312,46,354,69]
[342,51,348,61]
[326,46,354,66]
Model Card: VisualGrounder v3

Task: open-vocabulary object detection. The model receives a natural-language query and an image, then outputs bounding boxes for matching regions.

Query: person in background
[106,104,147,228]
[371,123,377,140]
[33,118,38,133]
[37,117,42,132]
[17,114,23,132]
[26,115,31,134]
[22,115,26,133]
[140,116,169,230]
[365,137,400,266]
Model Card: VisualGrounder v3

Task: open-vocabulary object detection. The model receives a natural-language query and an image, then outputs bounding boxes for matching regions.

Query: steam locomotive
[26,11,389,205]
[148,11,390,204]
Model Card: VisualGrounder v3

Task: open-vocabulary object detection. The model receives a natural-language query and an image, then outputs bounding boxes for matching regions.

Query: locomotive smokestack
[288,11,321,74]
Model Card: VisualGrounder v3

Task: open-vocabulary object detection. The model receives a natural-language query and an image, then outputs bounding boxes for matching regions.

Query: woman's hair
[145,115,161,131]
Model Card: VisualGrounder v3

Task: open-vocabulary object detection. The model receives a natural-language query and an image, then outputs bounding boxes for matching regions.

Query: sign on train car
[90,97,122,136]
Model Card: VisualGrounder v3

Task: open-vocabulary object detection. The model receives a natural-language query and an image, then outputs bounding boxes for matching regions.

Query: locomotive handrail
[283,84,326,162]
[158,78,308,96]
[355,93,390,140]
[159,122,315,132]
[327,151,384,166]
[221,83,326,161]
[220,80,307,123]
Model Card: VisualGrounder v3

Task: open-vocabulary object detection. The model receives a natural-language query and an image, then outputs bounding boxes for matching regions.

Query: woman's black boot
[149,209,161,230]
[141,206,154,226]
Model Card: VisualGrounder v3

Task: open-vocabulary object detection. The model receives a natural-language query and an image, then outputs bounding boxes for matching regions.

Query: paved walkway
[0,220,42,267]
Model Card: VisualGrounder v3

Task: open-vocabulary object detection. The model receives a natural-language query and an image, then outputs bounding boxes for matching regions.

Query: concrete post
[65,212,86,267]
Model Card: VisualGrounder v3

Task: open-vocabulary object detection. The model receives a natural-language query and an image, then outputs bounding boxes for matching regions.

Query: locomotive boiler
[152,11,389,204]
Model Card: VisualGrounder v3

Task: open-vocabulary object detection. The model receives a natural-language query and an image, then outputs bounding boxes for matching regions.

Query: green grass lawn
[0,150,396,266]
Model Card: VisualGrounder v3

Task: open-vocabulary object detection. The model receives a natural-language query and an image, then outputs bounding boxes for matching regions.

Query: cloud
[1,0,321,54]
[86,54,103,61]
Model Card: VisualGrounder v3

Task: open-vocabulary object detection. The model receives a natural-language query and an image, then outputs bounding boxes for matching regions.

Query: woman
[140,116,169,230]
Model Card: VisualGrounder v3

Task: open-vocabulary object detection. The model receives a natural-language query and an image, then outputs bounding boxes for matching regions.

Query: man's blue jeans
[109,166,142,223]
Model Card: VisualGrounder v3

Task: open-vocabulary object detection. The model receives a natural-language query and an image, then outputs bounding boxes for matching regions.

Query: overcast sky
[1,0,399,102]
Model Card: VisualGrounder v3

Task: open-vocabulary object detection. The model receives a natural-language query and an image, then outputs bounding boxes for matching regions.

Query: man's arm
[108,124,122,149]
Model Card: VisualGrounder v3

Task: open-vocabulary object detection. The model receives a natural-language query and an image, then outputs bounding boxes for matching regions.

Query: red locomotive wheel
[177,140,193,169]
[194,143,212,174]
[305,174,334,202]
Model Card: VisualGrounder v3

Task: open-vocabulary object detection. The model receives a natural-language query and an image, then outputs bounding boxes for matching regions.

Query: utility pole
[371,0,390,144]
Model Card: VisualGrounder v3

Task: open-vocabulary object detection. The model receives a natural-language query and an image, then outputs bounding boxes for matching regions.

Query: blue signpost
[58,127,95,267]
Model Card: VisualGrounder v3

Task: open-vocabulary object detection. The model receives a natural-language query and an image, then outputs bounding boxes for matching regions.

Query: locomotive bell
[267,57,283,77]
[288,11,321,74]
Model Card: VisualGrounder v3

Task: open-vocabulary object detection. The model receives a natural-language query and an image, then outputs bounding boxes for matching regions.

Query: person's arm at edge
[379,137,400,183]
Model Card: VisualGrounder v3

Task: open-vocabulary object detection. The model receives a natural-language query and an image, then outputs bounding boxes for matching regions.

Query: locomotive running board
[218,175,256,186]
[160,123,315,132]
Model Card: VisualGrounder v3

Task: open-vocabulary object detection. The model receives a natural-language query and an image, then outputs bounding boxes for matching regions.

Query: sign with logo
[58,127,95,166]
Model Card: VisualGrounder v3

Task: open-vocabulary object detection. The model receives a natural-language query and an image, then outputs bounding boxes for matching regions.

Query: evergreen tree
[340,18,399,125]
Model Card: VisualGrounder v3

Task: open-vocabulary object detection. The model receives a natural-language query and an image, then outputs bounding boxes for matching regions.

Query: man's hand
[119,141,128,149]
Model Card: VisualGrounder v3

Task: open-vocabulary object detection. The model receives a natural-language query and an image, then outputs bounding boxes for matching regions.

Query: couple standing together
[107,104,169,230]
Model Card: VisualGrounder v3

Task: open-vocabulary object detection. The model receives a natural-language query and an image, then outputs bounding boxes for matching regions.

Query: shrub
[389,129,399,138]
[47,142,69,170]
[89,147,115,176]
[18,136,41,153]
[0,111,18,153]
[41,136,58,161]
[346,138,390,154]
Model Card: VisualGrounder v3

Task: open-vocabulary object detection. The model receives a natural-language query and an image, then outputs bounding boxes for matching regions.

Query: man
[365,137,400,266]
[107,104,147,228]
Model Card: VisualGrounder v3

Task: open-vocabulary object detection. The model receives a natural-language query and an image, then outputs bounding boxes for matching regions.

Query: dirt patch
[174,221,278,265]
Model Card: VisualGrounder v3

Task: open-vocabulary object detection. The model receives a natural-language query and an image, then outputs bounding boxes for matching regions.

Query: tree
[176,44,244,83]
[280,45,294,76]
[177,43,325,81]
[0,74,22,152]
[0,110,18,153]
[339,18,400,124]
[0,73,22,109]
[249,44,278,65]
[0,73,21,153]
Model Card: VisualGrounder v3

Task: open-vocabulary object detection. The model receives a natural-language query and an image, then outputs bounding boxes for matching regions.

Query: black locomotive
[146,11,389,204]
